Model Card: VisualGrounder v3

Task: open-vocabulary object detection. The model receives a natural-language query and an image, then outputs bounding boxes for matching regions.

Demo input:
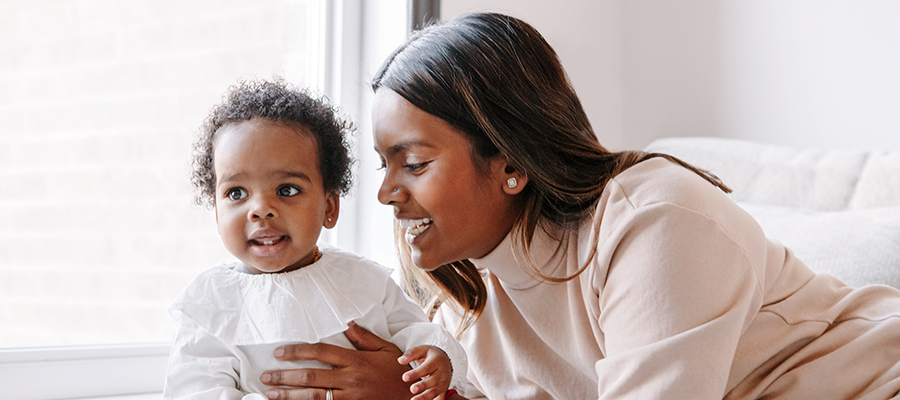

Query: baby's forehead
[215,119,317,156]
[216,117,314,140]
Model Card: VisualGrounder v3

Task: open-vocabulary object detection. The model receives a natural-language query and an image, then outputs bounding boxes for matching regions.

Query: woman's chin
[410,251,442,272]
[411,250,468,272]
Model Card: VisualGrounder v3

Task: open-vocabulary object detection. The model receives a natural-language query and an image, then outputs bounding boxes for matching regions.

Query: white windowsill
[74,394,162,400]
[0,343,170,400]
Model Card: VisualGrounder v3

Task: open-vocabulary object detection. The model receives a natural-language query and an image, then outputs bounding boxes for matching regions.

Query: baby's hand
[397,345,453,400]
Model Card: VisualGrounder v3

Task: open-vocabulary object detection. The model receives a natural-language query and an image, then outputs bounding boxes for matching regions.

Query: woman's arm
[593,199,764,399]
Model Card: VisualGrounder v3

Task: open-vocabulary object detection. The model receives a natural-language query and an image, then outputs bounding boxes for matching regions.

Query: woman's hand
[260,321,414,400]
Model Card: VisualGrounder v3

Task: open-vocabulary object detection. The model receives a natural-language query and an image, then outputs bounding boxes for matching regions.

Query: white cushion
[739,203,900,289]
[850,151,900,209]
[644,136,900,289]
[645,137,884,211]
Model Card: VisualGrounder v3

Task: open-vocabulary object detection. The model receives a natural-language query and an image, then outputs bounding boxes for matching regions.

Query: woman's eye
[278,186,301,196]
[226,188,248,201]
[404,161,429,171]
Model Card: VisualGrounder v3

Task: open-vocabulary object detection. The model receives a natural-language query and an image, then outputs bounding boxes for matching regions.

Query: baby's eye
[277,185,301,197]
[226,188,248,201]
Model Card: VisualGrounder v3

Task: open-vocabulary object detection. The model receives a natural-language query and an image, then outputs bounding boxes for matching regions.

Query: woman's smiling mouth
[400,218,432,237]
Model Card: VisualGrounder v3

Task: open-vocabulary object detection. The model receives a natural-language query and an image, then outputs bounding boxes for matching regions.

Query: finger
[403,351,444,382]
[410,387,439,400]
[274,342,356,366]
[261,367,342,388]
[398,346,428,365]
[344,321,393,351]
[264,387,334,400]
[409,372,442,394]
[403,359,438,382]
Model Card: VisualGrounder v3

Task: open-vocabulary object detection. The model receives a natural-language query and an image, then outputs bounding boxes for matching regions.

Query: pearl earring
[507,177,517,189]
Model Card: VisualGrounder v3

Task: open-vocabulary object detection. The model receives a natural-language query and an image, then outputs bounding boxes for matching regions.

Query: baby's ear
[323,192,340,229]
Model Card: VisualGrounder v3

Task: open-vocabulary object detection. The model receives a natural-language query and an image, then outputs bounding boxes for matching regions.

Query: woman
[262,12,900,400]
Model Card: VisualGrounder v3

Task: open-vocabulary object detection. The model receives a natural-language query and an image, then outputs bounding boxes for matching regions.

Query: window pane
[0,0,327,348]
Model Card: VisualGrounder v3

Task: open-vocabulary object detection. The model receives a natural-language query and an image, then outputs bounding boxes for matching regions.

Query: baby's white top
[164,245,466,399]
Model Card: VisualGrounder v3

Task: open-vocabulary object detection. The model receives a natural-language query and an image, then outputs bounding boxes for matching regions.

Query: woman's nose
[377,177,405,205]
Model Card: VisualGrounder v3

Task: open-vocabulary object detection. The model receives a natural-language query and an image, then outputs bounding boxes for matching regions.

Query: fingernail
[274,348,284,358]
[261,373,271,384]
[266,390,278,399]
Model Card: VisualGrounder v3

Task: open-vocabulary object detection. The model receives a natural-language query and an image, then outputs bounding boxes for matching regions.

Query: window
[0,0,408,397]
[1,0,335,349]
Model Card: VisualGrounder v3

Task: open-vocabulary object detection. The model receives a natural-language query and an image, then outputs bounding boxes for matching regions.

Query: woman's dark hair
[191,78,354,208]
[372,13,729,335]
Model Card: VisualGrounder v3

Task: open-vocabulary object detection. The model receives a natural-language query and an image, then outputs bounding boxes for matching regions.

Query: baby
[163,78,465,400]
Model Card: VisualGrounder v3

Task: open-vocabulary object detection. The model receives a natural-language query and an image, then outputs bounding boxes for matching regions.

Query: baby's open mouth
[251,236,286,246]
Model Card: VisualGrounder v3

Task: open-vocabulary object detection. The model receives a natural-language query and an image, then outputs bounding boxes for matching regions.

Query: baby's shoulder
[319,245,392,276]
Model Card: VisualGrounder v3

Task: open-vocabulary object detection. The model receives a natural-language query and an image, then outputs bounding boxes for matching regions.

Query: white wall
[442,0,900,151]
[441,0,626,149]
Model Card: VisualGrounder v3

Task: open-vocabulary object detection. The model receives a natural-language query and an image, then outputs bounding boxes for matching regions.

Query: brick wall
[0,0,324,347]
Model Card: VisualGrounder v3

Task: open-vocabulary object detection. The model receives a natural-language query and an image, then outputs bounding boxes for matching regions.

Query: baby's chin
[241,260,295,275]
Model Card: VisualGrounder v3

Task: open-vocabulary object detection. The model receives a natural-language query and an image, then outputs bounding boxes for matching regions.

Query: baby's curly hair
[191,78,355,208]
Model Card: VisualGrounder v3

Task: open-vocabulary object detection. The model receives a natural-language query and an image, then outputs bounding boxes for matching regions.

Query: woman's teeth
[401,218,432,236]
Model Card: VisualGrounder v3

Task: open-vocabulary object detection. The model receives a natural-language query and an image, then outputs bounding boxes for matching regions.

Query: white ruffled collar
[170,246,392,346]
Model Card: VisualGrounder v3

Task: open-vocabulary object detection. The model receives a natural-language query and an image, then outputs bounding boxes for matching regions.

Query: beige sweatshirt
[434,158,900,400]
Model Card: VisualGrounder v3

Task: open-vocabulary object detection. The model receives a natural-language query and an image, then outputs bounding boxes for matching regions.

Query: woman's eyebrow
[377,139,432,157]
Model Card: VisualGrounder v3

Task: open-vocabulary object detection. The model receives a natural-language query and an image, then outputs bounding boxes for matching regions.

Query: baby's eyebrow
[217,171,311,186]
[217,173,243,185]
[275,171,312,182]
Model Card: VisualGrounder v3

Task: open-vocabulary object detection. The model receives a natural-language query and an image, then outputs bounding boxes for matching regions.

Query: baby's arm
[398,345,453,400]
[379,285,467,398]
[164,310,244,400]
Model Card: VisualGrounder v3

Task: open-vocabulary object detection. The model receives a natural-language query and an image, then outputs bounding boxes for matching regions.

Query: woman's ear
[323,193,340,229]
[500,163,528,195]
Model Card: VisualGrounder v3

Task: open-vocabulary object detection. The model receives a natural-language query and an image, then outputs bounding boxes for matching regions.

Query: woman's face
[372,88,524,271]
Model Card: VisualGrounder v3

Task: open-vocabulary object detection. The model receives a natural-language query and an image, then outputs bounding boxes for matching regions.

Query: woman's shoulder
[605,157,731,213]
[593,157,762,251]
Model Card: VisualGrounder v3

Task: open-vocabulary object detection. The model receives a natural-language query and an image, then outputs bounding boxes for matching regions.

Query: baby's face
[212,118,338,274]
